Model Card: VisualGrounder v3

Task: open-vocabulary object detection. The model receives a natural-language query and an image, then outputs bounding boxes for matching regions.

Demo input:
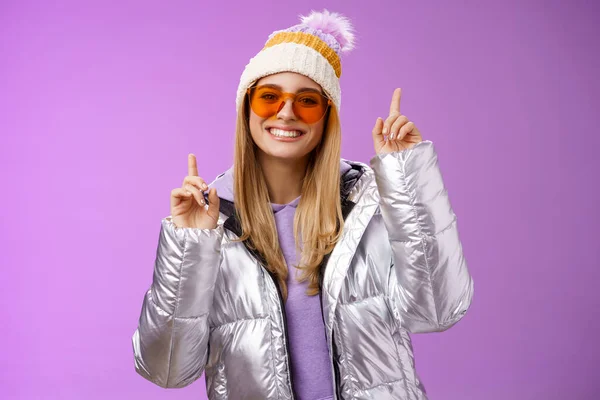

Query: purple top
[210,161,351,400]
[271,196,333,400]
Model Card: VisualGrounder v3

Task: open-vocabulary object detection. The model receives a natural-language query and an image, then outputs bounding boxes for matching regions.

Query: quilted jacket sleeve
[132,216,224,388]
[370,140,474,333]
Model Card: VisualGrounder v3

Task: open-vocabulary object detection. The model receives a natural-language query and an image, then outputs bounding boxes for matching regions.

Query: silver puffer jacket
[132,140,474,399]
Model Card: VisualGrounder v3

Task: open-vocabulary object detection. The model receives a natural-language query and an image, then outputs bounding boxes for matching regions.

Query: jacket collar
[213,161,366,273]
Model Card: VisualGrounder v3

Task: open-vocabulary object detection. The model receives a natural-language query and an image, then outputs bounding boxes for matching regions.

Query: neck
[258,152,309,204]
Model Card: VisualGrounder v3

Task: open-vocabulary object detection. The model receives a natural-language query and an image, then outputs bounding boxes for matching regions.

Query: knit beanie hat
[236,9,355,114]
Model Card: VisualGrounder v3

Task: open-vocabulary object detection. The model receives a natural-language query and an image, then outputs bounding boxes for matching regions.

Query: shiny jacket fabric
[132,140,474,399]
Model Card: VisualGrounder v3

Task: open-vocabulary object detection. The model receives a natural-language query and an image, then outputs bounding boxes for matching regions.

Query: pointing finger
[188,153,198,177]
[389,88,402,115]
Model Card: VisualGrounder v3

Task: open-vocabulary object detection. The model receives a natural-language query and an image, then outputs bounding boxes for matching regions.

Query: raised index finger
[188,153,198,176]
[389,88,402,115]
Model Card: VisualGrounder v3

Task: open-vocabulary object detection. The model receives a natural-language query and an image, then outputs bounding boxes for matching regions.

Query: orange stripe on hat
[263,31,342,78]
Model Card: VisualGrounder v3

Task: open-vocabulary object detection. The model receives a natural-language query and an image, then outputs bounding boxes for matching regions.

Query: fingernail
[382,127,388,135]
[202,183,208,190]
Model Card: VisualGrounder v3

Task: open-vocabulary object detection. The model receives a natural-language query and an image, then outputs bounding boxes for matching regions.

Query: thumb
[371,117,385,148]
[206,187,220,223]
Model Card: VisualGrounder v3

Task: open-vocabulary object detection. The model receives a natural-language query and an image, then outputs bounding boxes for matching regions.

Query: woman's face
[248,72,328,163]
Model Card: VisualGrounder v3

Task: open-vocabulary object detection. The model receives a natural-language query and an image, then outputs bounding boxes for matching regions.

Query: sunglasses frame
[246,84,333,123]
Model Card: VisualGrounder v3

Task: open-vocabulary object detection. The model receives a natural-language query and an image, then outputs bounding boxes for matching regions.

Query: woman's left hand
[372,88,423,155]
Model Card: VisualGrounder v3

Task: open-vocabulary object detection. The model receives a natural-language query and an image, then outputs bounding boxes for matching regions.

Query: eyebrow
[258,83,323,95]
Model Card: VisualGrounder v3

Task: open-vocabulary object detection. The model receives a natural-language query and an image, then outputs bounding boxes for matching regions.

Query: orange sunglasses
[247,85,332,124]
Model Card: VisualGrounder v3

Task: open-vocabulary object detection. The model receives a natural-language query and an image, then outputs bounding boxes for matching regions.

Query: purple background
[1,1,598,399]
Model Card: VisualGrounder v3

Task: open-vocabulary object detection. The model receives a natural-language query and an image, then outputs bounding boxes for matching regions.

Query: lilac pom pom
[299,9,355,52]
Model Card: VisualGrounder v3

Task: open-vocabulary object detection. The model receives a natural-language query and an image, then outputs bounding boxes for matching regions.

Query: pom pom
[299,9,355,52]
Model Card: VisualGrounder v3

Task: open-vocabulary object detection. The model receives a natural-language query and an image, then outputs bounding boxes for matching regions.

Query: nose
[276,99,297,121]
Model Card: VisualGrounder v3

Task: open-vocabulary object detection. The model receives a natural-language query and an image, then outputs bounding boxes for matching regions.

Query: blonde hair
[232,94,344,301]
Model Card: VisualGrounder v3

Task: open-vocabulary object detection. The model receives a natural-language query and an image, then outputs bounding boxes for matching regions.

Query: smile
[267,127,305,138]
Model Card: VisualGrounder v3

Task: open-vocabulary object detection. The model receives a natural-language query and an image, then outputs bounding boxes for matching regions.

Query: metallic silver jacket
[132,140,474,399]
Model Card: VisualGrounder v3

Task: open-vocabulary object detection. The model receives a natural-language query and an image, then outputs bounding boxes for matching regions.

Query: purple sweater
[210,161,351,400]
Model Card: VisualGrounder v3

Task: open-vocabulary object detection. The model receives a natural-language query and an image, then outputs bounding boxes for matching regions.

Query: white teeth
[269,128,303,138]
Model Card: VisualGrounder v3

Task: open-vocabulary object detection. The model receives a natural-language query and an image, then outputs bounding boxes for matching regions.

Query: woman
[132,9,473,400]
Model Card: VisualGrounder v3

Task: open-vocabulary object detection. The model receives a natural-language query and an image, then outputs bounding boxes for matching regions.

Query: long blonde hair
[232,93,344,301]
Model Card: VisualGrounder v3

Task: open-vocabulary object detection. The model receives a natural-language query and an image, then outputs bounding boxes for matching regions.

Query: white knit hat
[236,10,356,113]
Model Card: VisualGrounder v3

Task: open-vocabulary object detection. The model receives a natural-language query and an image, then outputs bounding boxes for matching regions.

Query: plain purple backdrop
[1,1,598,399]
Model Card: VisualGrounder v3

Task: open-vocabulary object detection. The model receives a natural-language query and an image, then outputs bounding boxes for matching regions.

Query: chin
[263,148,311,161]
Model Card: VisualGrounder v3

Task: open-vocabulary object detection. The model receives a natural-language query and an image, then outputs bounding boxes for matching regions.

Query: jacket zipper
[265,269,297,399]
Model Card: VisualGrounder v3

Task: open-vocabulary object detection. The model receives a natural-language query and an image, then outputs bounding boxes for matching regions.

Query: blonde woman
[132,9,473,400]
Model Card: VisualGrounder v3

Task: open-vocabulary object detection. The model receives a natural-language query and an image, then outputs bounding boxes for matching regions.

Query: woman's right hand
[170,154,220,229]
